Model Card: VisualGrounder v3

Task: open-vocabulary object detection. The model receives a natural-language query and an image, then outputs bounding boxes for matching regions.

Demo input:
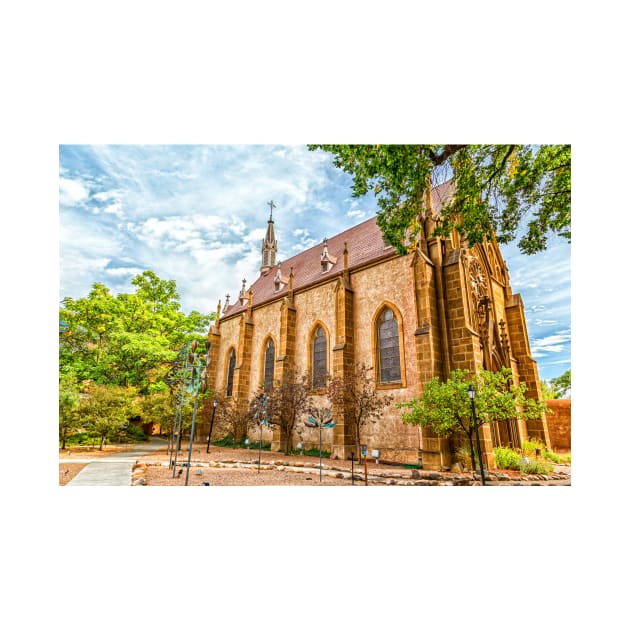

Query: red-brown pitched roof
[222,180,453,319]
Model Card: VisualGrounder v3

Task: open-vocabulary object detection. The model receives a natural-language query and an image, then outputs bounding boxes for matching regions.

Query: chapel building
[204,182,549,470]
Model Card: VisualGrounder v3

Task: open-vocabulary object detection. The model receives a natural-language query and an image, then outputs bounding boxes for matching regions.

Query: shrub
[519,458,554,475]
[123,423,149,442]
[212,434,270,450]
[522,439,570,465]
[494,446,522,471]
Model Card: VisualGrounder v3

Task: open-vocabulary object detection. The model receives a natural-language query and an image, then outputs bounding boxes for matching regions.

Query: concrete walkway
[65,438,168,486]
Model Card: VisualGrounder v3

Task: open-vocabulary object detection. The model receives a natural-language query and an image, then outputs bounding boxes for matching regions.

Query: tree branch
[430,144,467,166]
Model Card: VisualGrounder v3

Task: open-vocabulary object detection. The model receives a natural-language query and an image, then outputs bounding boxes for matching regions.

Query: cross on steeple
[267,200,276,220]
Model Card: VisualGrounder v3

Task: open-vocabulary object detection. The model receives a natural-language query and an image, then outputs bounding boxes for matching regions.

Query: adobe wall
[545,399,571,452]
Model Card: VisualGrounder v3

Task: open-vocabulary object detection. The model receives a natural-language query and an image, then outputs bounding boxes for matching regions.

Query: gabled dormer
[320,237,337,273]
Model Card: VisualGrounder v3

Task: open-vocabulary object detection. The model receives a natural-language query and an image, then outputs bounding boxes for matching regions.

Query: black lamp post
[206,399,218,453]
[467,384,486,486]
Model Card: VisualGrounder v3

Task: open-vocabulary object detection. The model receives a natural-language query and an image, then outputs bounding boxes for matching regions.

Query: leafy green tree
[139,390,176,435]
[549,369,571,399]
[79,382,139,450]
[59,371,82,449]
[309,144,570,255]
[59,271,213,392]
[399,368,547,470]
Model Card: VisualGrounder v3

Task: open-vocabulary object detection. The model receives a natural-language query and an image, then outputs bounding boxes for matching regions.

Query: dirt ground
[137,443,406,486]
[59,440,571,486]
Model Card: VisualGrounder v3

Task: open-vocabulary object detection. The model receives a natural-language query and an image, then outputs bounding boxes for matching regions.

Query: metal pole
[258,422,263,473]
[351,452,354,485]
[206,401,217,453]
[184,394,198,486]
[319,421,323,483]
[471,398,486,486]
[172,393,184,478]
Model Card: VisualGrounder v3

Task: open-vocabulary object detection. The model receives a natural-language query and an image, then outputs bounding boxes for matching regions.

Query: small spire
[261,202,278,273]
[224,293,230,309]
[239,279,247,305]
[321,238,337,272]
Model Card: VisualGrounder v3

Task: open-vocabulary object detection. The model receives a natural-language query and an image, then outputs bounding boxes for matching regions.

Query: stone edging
[133,458,571,486]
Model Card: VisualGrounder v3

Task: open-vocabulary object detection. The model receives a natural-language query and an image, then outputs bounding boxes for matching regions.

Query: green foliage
[549,370,571,398]
[519,458,554,475]
[522,438,570,464]
[61,432,102,447]
[123,423,149,442]
[541,370,571,399]
[78,383,139,449]
[212,435,271,450]
[493,446,522,471]
[309,144,570,255]
[493,444,558,475]
[139,390,175,433]
[400,367,547,440]
[59,371,82,448]
[59,270,212,393]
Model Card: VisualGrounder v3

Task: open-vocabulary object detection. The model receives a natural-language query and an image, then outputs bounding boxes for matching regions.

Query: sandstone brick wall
[545,399,571,452]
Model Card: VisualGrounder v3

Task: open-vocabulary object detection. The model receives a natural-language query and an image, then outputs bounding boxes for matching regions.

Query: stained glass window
[312,326,327,388]
[263,338,275,391]
[378,308,401,383]
[226,349,236,397]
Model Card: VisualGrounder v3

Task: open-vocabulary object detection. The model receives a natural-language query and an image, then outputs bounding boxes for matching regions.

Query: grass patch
[212,435,271,450]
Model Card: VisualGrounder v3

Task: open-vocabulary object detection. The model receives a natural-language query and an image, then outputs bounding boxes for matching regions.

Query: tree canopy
[309,144,570,255]
[59,270,212,394]
[543,369,571,399]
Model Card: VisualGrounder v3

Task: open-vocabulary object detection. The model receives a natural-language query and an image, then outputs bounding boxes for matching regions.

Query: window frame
[262,336,275,392]
[225,347,236,397]
[372,303,406,389]
[310,322,328,391]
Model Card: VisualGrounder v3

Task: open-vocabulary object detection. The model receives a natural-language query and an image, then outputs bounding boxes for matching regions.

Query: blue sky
[59,144,570,382]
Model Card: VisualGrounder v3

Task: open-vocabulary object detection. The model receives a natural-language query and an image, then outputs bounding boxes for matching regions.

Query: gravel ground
[59,440,571,486]
[136,442,430,486]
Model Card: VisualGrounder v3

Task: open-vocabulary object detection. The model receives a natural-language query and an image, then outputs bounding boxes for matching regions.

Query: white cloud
[347,209,366,219]
[531,331,571,357]
[103,202,124,218]
[104,266,145,278]
[59,177,89,206]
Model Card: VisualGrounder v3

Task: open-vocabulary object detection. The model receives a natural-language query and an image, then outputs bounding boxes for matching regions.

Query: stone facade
[203,184,550,469]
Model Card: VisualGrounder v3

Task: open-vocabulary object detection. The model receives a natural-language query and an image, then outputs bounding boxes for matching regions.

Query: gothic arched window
[263,338,275,391]
[312,326,327,389]
[226,348,236,397]
[377,307,401,384]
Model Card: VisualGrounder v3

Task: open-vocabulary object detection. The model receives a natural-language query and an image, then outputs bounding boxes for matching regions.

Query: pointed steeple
[261,200,278,273]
